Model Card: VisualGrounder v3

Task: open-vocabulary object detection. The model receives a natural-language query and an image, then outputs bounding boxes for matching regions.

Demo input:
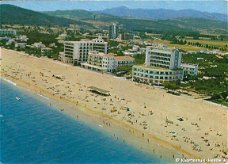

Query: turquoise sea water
[0,79,163,163]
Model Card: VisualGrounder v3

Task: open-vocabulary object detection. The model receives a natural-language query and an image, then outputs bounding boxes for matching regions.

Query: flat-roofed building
[132,47,183,85]
[81,51,134,73]
[81,51,116,72]
[132,65,183,85]
[145,47,182,69]
[114,56,135,67]
[181,63,198,76]
[61,36,108,65]
[0,29,17,36]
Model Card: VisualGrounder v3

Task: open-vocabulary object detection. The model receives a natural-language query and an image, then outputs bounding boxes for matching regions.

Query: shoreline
[1,48,227,162]
[1,76,181,162]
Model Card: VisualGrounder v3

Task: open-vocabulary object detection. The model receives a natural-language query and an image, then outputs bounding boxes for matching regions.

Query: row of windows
[133,73,178,80]
[150,60,170,64]
[118,61,133,64]
[151,55,170,61]
[150,64,169,69]
[183,68,196,71]
[133,69,177,75]
[65,46,73,49]
[149,52,171,57]
[65,52,73,55]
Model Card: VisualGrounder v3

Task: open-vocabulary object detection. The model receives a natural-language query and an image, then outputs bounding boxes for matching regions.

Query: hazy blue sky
[1,0,227,14]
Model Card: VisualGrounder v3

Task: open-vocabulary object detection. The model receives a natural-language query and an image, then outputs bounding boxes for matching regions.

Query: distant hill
[99,6,227,22]
[45,9,114,21]
[1,4,227,36]
[46,9,227,35]
[0,4,91,27]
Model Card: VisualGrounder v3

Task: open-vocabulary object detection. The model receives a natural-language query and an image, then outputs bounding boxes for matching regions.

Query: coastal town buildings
[16,35,28,42]
[114,56,134,67]
[32,42,46,48]
[60,36,108,65]
[0,29,17,36]
[121,32,134,40]
[81,51,116,72]
[132,47,183,85]
[181,63,199,76]
[15,42,27,49]
[81,51,134,72]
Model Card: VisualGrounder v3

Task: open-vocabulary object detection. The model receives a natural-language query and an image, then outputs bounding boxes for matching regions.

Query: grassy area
[186,39,228,48]
[134,54,145,65]
[152,39,202,51]
[169,44,202,51]
[182,53,228,106]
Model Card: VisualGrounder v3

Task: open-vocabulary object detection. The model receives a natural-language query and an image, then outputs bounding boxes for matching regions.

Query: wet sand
[1,48,227,162]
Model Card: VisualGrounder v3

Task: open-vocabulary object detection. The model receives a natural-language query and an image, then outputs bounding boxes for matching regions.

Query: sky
[1,0,227,14]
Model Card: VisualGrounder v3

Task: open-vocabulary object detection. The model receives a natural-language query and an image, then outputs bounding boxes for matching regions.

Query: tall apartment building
[145,47,182,69]
[109,23,119,39]
[132,47,183,85]
[61,36,108,65]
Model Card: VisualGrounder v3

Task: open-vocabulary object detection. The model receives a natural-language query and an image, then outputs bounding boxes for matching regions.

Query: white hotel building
[60,36,108,65]
[132,47,183,85]
[81,51,134,72]
[181,63,199,76]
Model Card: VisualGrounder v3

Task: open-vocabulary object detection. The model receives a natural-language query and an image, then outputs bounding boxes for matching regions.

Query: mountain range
[0,4,227,36]
[99,6,227,22]
[0,4,91,28]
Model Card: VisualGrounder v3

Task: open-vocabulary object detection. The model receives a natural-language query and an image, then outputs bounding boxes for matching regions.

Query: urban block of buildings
[81,51,134,72]
[0,29,17,36]
[60,36,108,65]
[132,47,184,85]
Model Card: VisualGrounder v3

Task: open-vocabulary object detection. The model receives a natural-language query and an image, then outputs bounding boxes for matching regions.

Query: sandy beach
[1,48,227,162]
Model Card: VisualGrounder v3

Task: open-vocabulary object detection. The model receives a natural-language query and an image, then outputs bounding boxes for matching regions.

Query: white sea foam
[2,78,17,86]
[38,94,49,100]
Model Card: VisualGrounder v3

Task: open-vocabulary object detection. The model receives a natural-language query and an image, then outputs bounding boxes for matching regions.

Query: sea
[0,79,164,163]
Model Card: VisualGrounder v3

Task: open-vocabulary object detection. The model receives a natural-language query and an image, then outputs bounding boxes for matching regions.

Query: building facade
[61,37,108,65]
[0,29,17,36]
[109,24,119,39]
[81,51,116,72]
[132,65,183,85]
[181,63,198,76]
[132,47,183,85]
[145,47,182,69]
[81,51,134,73]
[114,56,135,67]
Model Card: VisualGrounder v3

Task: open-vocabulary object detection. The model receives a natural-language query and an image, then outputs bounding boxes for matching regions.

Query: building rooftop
[64,40,92,44]
[148,47,179,55]
[114,56,134,61]
[64,37,107,44]
[89,51,115,58]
